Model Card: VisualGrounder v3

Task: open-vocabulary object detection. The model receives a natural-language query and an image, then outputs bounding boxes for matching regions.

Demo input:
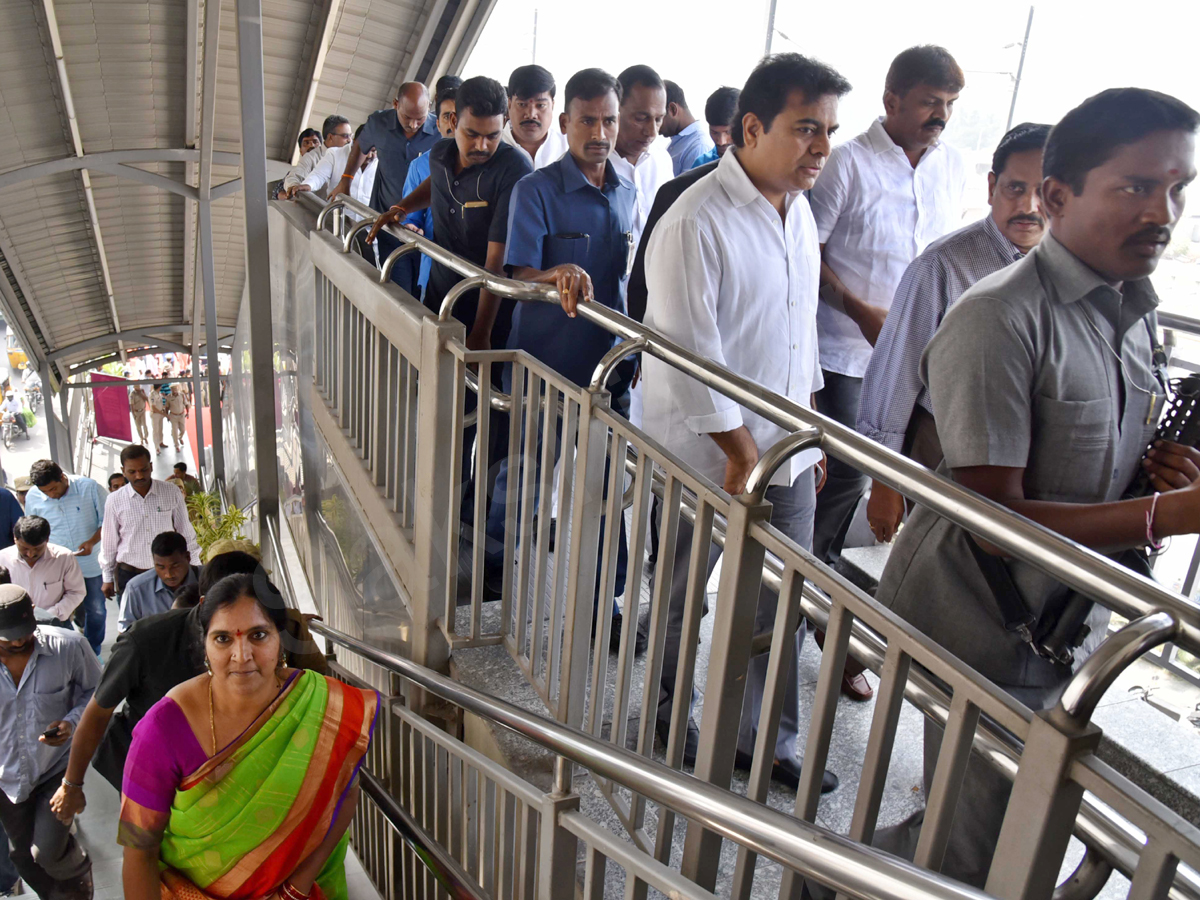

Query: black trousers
[0,768,90,897]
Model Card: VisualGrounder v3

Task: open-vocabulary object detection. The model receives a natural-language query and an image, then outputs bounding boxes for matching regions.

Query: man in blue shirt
[689,86,740,169]
[661,80,714,176]
[330,81,440,286]
[116,532,199,633]
[483,68,635,636]
[25,461,106,656]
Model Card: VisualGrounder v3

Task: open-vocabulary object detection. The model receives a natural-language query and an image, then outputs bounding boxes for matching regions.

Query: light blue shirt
[403,151,434,294]
[667,121,714,176]
[24,477,106,579]
[117,564,199,632]
[0,627,100,802]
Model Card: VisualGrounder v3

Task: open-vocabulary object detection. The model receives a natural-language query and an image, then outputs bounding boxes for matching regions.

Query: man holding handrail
[870,88,1200,886]
[641,53,848,789]
[366,76,534,528]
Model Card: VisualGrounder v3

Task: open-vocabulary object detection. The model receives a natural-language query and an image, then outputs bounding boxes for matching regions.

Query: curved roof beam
[49,326,200,362]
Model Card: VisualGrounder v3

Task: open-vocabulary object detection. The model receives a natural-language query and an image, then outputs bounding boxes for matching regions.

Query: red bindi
[235,629,243,637]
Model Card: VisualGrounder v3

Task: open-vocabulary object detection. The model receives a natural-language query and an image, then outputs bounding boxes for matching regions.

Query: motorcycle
[27,385,41,413]
[1,413,17,451]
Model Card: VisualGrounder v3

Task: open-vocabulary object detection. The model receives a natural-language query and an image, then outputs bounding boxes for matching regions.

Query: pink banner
[91,373,133,443]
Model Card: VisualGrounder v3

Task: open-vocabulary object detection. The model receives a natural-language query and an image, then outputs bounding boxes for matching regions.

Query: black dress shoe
[734,749,838,793]
[655,716,699,766]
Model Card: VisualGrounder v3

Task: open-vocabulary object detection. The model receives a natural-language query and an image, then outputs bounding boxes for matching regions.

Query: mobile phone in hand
[42,726,61,740]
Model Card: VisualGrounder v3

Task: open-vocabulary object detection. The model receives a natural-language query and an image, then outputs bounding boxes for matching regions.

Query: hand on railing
[365,205,407,245]
[518,264,593,317]
[285,183,311,200]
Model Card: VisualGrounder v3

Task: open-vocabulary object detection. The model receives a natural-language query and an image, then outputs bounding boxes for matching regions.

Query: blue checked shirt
[857,215,1025,452]
[24,477,107,579]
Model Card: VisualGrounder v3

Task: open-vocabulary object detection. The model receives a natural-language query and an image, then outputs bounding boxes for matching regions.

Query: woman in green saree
[118,573,379,900]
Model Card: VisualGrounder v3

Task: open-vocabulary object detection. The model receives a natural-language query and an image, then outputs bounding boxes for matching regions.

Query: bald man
[331,82,440,288]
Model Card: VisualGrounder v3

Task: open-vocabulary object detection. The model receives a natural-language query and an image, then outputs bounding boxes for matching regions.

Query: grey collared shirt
[117,564,199,632]
[0,627,101,802]
[876,232,1164,688]
[857,215,1024,452]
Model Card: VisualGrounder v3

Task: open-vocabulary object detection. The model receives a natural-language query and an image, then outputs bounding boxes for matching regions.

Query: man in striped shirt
[856,122,1050,542]
[99,445,199,600]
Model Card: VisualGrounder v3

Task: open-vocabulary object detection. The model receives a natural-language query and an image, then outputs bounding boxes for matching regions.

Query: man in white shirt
[281,115,353,192]
[661,80,714,176]
[289,123,378,209]
[642,53,850,793]
[808,45,968,584]
[99,445,200,600]
[0,392,26,440]
[0,517,85,626]
[608,65,672,249]
[501,65,568,170]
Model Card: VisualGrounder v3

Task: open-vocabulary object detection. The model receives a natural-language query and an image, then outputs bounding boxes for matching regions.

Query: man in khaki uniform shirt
[128,386,149,445]
[165,384,188,452]
[149,386,167,452]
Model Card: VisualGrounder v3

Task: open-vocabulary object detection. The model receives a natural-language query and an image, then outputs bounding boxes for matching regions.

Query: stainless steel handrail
[312,193,1200,658]
[310,620,993,900]
[358,768,489,900]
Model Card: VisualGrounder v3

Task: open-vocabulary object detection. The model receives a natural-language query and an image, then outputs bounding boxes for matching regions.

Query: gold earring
[204,657,212,675]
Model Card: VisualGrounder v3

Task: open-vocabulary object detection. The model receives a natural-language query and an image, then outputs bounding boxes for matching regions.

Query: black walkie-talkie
[1127,373,1200,498]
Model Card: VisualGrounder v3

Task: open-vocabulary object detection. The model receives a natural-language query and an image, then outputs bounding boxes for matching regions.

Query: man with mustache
[641,53,849,788]
[482,67,636,633]
[857,122,1051,544]
[806,45,967,702]
[367,77,533,529]
[865,87,1199,888]
[502,65,567,169]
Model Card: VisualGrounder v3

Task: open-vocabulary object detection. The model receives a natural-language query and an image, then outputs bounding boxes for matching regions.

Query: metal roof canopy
[0,0,494,397]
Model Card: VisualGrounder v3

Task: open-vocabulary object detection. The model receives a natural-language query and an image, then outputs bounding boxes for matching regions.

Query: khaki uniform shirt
[876,233,1164,688]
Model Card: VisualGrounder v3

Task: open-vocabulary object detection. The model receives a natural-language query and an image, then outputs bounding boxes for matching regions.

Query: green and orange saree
[118,670,379,900]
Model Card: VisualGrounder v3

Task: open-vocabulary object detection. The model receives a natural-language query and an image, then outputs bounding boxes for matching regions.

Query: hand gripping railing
[312,193,1200,659]
[310,620,995,900]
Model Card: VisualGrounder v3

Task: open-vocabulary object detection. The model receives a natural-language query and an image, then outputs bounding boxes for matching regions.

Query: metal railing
[275,192,1200,900]
[314,619,999,900]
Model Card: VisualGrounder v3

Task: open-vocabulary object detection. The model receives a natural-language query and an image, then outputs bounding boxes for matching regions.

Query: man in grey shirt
[0,585,100,899]
[867,89,1200,886]
[856,122,1051,543]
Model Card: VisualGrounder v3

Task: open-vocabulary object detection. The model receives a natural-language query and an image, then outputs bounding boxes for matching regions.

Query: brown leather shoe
[841,671,874,701]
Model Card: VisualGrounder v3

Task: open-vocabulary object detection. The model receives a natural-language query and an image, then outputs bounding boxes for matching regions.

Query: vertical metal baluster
[612,453,652,753]
[500,362,524,642]
[847,644,912,845]
[530,384,559,690]
[584,845,608,900]
[730,567,805,900]
[547,396,579,704]
[404,358,418,528]
[586,434,627,739]
[471,362,492,639]
[514,371,540,662]
[913,691,982,872]
[445,353,467,635]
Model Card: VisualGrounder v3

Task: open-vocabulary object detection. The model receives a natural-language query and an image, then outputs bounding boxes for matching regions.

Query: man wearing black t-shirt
[368,76,534,526]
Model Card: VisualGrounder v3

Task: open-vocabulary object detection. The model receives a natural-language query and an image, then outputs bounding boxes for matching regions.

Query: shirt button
[792,344,798,350]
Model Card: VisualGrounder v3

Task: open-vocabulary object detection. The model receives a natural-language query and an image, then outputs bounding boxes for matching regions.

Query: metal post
[1006,6,1034,131]
[537,793,580,900]
[764,0,778,56]
[234,0,280,523]
[198,0,225,483]
[43,363,65,468]
[410,316,458,674]
[681,493,774,889]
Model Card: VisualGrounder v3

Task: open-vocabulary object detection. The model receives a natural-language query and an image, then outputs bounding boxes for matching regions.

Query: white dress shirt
[809,117,967,377]
[501,122,568,170]
[282,143,328,190]
[0,543,86,621]
[608,141,673,249]
[302,142,378,212]
[98,479,200,583]
[642,150,823,488]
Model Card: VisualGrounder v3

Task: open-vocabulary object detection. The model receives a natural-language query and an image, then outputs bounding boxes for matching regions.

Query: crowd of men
[279,43,1199,888]
[0,442,305,898]
[3,37,1192,899]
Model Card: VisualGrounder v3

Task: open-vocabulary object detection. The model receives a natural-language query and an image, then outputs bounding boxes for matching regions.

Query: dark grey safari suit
[871,232,1164,885]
